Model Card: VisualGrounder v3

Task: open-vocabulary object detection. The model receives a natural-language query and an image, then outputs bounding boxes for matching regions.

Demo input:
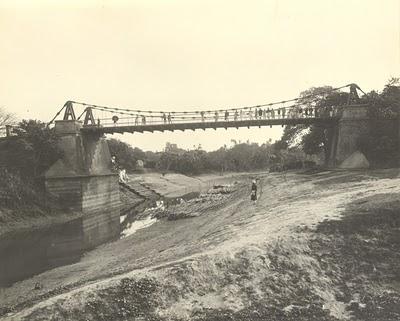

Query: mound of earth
[339,151,369,169]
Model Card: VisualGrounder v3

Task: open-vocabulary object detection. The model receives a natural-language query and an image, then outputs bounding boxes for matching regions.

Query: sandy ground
[128,172,249,197]
[1,169,399,320]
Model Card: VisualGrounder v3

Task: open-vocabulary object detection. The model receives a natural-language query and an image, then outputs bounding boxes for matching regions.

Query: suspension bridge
[0,83,363,138]
[45,83,361,135]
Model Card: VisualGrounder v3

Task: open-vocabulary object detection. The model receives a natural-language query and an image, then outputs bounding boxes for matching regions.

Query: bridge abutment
[330,105,370,167]
[45,120,120,250]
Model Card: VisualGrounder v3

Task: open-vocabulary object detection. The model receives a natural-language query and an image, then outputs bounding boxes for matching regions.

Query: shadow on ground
[310,193,400,321]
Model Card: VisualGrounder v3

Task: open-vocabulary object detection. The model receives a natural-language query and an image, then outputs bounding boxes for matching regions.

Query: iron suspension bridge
[2,83,364,136]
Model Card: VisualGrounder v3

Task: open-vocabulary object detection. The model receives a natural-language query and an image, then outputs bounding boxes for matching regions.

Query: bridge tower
[45,105,120,250]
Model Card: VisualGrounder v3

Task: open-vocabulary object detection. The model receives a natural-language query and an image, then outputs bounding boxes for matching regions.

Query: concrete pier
[336,105,370,164]
[327,105,370,167]
[45,120,120,250]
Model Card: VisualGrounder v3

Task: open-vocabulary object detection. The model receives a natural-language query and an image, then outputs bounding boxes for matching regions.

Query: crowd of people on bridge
[109,105,340,127]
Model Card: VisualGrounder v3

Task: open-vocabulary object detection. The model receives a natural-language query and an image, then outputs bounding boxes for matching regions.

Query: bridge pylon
[328,104,370,167]
[45,120,120,249]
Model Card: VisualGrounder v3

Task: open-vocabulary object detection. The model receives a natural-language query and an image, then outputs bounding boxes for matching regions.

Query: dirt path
[1,170,400,320]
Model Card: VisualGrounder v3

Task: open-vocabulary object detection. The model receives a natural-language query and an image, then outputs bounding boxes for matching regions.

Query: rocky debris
[154,183,238,221]
[208,184,236,194]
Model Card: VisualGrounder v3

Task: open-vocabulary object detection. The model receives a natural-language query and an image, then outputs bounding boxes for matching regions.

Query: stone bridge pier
[327,105,370,167]
[45,120,120,250]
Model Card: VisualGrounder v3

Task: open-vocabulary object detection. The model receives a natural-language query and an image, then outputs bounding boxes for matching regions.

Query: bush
[0,168,42,208]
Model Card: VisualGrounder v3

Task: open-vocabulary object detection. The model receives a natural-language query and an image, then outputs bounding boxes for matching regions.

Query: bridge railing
[91,106,342,128]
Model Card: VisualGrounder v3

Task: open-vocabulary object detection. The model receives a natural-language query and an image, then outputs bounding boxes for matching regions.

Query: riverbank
[1,169,400,320]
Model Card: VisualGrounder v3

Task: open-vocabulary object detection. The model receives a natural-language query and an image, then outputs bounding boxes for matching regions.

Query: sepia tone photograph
[0,0,399,320]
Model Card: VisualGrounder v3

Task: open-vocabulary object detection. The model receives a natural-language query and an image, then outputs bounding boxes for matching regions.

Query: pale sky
[1,0,399,151]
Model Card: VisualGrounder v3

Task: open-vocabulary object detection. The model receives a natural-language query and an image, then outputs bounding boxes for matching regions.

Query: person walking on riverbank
[251,179,257,203]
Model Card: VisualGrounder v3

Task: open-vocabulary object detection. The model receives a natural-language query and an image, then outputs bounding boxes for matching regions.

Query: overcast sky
[1,0,399,151]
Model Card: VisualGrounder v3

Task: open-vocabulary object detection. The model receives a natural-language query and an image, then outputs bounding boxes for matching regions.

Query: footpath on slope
[1,170,400,321]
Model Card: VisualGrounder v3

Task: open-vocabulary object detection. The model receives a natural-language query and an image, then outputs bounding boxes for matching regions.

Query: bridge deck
[81,117,338,134]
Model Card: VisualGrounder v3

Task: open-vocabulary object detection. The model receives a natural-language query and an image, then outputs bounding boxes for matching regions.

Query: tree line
[108,139,315,175]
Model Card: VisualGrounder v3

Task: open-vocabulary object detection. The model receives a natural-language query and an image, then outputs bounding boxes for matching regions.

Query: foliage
[302,127,325,156]
[3,120,63,178]
[0,119,63,210]
[107,138,147,172]
[144,151,161,168]
[108,137,317,175]
[0,168,42,208]
[0,107,16,127]
[153,141,309,175]
[279,87,349,164]
[358,77,400,167]
[364,77,400,119]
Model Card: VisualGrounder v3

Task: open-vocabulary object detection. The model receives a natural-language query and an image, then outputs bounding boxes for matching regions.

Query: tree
[358,77,400,167]
[144,151,160,168]
[301,126,325,156]
[0,107,16,127]
[157,151,180,172]
[8,119,63,178]
[206,147,229,173]
[278,86,349,164]
[365,77,400,119]
[107,138,145,172]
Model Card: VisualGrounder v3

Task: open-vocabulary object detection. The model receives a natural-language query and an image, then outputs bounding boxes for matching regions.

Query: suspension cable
[69,84,354,117]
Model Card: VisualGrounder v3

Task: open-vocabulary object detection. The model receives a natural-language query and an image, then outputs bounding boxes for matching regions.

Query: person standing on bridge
[162,113,167,124]
[214,111,219,122]
[239,109,243,120]
[135,115,139,125]
[271,108,275,119]
[234,110,238,121]
[258,108,263,119]
[141,115,146,125]
[201,111,205,122]
[254,108,258,119]
[224,110,229,121]
[168,113,172,123]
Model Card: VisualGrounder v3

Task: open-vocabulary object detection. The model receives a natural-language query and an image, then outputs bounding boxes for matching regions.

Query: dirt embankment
[1,170,400,321]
